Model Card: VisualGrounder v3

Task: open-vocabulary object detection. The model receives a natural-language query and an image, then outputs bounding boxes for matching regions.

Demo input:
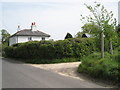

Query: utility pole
[101,31,104,58]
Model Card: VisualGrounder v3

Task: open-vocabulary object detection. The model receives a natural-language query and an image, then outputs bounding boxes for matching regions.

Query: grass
[78,48,120,86]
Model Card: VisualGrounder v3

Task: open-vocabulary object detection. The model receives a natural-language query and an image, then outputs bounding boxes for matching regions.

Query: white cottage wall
[44,37,49,40]
[18,36,28,43]
[32,36,42,41]
[9,36,50,46]
[9,36,17,46]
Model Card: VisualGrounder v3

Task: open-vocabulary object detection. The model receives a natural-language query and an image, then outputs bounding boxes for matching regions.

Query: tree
[117,24,120,46]
[75,31,84,38]
[80,2,117,58]
[81,23,101,37]
[117,24,120,37]
[65,33,73,39]
[0,29,10,46]
[75,23,99,38]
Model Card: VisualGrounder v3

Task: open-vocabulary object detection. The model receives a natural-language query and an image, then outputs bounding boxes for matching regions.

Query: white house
[9,22,50,46]
[82,33,91,38]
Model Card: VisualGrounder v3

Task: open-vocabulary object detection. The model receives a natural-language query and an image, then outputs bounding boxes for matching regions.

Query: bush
[70,38,96,58]
[78,48,120,85]
[20,57,79,64]
[54,39,74,58]
[4,38,96,63]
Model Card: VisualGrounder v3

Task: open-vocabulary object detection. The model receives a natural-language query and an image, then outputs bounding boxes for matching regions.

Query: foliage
[80,2,117,55]
[0,29,10,56]
[64,33,73,39]
[117,24,120,37]
[69,38,97,58]
[80,2,117,31]
[81,23,100,37]
[78,48,120,85]
[54,40,73,58]
[4,38,96,63]
[16,57,79,64]
[75,31,84,38]
[0,29,10,45]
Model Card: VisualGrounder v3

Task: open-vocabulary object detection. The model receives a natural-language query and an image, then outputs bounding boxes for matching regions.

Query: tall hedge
[54,40,73,58]
[4,38,96,61]
[69,38,97,58]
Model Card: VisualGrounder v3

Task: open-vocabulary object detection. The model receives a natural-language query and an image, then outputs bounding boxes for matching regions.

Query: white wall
[9,35,50,46]
[32,36,42,41]
[18,36,28,43]
[18,36,42,43]
[44,37,49,40]
[9,36,17,46]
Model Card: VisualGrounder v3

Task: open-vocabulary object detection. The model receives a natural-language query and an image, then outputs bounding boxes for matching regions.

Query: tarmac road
[2,58,104,88]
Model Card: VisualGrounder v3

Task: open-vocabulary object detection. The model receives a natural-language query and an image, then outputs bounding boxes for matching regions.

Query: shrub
[4,46,14,57]
[78,49,120,85]
[70,38,96,58]
[4,38,97,63]
[39,42,55,59]
[54,39,73,58]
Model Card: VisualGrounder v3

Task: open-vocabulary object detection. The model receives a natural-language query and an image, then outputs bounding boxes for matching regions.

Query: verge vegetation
[78,47,120,86]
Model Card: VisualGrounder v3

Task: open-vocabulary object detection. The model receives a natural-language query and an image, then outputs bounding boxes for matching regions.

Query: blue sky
[0,0,119,40]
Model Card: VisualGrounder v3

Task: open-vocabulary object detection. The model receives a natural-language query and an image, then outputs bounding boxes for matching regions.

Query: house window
[42,37,45,40]
[28,36,32,41]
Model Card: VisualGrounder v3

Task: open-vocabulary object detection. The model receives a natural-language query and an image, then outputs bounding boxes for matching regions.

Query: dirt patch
[29,62,115,87]
[30,62,82,79]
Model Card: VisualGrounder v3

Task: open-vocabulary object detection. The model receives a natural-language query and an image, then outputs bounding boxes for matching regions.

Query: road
[2,58,104,88]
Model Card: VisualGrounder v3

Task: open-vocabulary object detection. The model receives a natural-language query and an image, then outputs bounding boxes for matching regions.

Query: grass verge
[78,48,120,86]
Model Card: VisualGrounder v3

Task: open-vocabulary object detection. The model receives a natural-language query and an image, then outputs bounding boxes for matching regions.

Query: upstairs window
[28,36,32,41]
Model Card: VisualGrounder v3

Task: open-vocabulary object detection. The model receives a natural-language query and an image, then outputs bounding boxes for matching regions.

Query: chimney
[31,22,37,31]
[17,25,21,31]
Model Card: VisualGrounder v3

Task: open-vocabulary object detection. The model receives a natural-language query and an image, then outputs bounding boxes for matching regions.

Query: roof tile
[11,29,50,37]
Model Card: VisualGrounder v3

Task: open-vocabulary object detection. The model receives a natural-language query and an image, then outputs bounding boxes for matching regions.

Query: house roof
[10,29,50,37]
[82,33,91,38]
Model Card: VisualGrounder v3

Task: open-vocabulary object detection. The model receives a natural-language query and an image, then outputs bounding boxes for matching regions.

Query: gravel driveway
[30,62,82,79]
[29,62,115,87]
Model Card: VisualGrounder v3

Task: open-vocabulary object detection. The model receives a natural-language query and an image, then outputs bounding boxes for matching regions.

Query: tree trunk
[109,41,113,55]
[101,32,104,58]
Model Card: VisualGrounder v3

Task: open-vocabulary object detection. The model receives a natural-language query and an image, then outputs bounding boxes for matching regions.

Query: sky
[118,1,120,24]
[0,0,119,40]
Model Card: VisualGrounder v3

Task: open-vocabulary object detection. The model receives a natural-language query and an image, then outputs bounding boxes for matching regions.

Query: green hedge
[54,40,74,58]
[78,48,120,85]
[70,38,97,58]
[4,38,96,63]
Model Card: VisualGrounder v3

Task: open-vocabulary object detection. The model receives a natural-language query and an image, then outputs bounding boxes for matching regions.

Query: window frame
[42,37,45,40]
[28,36,32,41]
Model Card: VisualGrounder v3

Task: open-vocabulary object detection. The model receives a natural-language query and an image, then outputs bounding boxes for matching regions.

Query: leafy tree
[0,29,10,46]
[65,33,73,39]
[75,23,98,38]
[75,31,84,38]
[81,23,100,37]
[117,24,120,37]
[80,2,117,58]
[81,23,101,50]
[117,24,120,46]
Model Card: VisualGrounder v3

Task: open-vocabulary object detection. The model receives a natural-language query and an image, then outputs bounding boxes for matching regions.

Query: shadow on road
[2,58,24,64]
